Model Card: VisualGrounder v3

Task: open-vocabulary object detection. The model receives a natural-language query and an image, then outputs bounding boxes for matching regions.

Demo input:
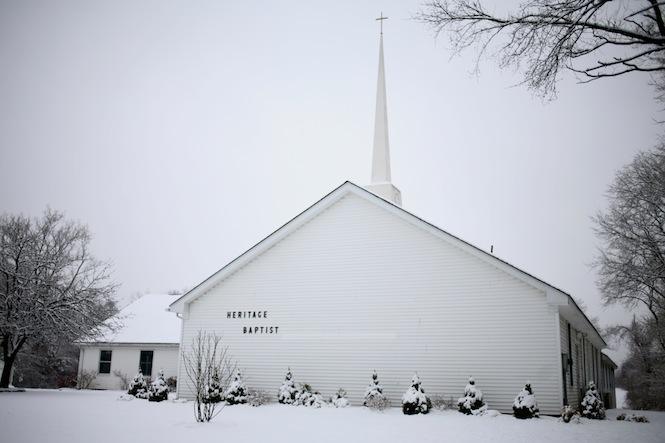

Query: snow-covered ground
[1,389,664,443]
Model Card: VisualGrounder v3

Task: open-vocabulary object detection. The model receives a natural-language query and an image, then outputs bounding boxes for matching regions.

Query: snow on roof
[88,294,181,344]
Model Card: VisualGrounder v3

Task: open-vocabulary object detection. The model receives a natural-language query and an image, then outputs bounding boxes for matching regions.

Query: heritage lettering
[226,310,268,319]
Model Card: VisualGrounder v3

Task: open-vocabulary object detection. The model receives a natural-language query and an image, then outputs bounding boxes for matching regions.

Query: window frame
[139,350,154,377]
[98,349,112,374]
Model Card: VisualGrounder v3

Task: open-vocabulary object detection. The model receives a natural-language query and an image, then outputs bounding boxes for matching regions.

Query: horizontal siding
[80,345,179,390]
[179,193,562,414]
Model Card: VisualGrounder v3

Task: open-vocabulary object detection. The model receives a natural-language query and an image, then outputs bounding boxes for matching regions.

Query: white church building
[169,31,616,414]
[77,294,181,390]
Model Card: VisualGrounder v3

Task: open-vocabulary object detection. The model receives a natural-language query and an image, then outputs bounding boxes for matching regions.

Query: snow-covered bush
[277,368,297,404]
[225,369,248,405]
[148,369,169,402]
[128,370,148,399]
[112,370,130,390]
[365,394,391,411]
[457,376,487,415]
[580,381,606,420]
[402,374,432,415]
[512,382,539,419]
[203,368,224,404]
[617,413,649,423]
[294,383,325,408]
[561,405,579,423]
[364,370,386,406]
[77,370,97,390]
[431,394,454,410]
[331,388,350,408]
[166,376,177,392]
[247,389,271,407]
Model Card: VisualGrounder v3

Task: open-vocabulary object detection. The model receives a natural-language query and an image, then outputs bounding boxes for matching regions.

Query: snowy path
[1,389,663,443]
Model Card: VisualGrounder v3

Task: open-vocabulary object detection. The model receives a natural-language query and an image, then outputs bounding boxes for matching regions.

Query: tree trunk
[0,352,16,388]
[0,336,26,388]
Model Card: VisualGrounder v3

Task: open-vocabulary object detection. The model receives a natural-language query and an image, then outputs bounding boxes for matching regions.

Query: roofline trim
[169,181,606,347]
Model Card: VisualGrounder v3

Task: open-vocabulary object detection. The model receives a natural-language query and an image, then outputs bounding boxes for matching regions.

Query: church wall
[178,193,562,414]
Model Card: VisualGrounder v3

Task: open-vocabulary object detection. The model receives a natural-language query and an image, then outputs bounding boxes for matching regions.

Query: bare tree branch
[416,0,665,97]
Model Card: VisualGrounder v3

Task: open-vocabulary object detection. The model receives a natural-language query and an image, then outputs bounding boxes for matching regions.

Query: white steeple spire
[366,15,402,207]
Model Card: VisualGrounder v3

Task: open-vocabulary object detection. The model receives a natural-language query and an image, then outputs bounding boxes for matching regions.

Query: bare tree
[0,209,117,388]
[594,143,665,352]
[181,331,235,422]
[416,0,665,97]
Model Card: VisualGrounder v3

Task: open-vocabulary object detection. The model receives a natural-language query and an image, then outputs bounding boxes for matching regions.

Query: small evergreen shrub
[402,374,432,415]
[278,368,297,404]
[128,370,148,399]
[294,383,324,408]
[331,388,350,408]
[247,389,271,407]
[364,370,387,407]
[148,369,169,402]
[457,376,487,415]
[580,381,606,420]
[203,368,224,404]
[512,382,539,419]
[225,369,248,405]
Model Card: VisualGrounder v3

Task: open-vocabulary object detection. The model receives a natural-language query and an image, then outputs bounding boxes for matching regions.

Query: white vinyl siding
[78,345,179,390]
[178,193,562,414]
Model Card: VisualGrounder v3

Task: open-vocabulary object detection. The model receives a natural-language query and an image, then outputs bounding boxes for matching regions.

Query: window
[139,350,154,376]
[99,350,112,374]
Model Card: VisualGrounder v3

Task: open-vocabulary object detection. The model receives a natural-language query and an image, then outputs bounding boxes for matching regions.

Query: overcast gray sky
[1,0,661,362]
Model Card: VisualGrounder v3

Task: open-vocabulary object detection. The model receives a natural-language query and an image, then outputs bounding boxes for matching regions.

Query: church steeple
[366,14,402,207]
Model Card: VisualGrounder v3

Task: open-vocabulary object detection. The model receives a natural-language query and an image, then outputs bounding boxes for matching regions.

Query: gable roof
[169,181,606,348]
[81,293,181,345]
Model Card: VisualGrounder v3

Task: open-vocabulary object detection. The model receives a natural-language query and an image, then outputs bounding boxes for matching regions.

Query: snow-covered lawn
[1,389,664,443]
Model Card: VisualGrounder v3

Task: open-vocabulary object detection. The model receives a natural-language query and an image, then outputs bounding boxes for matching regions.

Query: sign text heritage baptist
[227,310,279,334]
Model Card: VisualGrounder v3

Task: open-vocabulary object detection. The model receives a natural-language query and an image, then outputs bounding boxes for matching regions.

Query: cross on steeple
[376,13,388,35]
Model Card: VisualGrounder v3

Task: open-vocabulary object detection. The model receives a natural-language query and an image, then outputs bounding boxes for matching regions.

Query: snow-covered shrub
[431,394,454,410]
[225,369,248,405]
[364,370,386,406]
[128,370,148,399]
[512,382,539,419]
[247,388,271,407]
[294,383,325,408]
[166,376,177,392]
[148,369,169,402]
[580,381,605,420]
[402,374,432,415]
[617,413,649,423]
[457,376,487,415]
[77,370,97,390]
[331,388,349,408]
[112,370,130,390]
[277,368,297,404]
[561,405,579,423]
[365,393,391,410]
[203,369,224,404]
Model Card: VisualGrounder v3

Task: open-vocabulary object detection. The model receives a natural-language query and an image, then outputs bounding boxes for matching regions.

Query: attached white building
[169,31,616,414]
[77,294,181,390]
